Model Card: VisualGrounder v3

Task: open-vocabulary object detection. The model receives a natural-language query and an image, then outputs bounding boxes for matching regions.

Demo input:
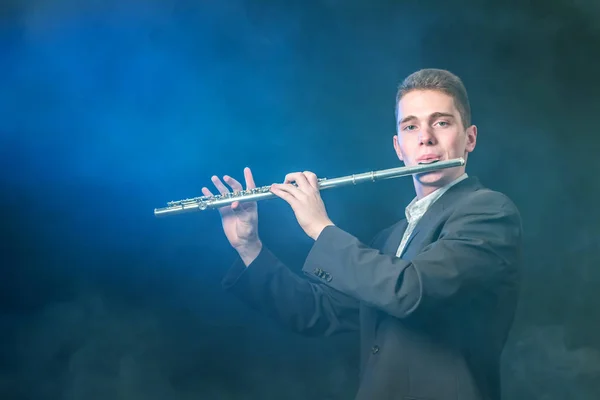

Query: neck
[413,170,466,200]
[414,183,441,200]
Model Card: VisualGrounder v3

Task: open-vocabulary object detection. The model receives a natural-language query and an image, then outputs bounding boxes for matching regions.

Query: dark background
[1,0,599,398]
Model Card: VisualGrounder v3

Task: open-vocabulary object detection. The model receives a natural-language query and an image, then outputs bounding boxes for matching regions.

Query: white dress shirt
[396,174,468,257]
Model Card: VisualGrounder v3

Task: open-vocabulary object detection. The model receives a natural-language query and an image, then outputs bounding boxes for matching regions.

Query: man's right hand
[201,167,262,266]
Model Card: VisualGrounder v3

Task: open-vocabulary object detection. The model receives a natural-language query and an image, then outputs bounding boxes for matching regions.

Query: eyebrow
[398,112,455,125]
[399,115,418,125]
[429,112,455,121]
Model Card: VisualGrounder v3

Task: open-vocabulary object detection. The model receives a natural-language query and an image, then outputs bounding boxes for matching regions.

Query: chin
[415,171,452,186]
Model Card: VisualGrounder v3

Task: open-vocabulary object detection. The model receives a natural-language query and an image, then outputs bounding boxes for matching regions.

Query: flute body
[154,158,465,216]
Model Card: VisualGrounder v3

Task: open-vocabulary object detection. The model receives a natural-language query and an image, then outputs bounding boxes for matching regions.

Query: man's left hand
[269,171,334,240]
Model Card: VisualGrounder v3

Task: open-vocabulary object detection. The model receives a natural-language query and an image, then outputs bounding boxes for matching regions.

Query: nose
[418,127,436,145]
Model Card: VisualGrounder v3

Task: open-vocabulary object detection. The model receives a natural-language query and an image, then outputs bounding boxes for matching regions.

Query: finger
[201,187,214,197]
[203,185,232,216]
[223,175,243,192]
[283,172,300,184]
[272,183,303,199]
[284,172,312,193]
[294,173,313,192]
[303,171,319,190]
[211,175,231,195]
[270,185,298,206]
[244,167,256,189]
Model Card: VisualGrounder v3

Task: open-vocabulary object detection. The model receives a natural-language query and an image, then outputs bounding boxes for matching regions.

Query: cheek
[399,146,420,163]
[396,137,415,156]
[442,134,466,153]
[398,135,418,149]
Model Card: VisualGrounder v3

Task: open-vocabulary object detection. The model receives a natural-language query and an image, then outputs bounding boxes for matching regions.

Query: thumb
[232,199,255,214]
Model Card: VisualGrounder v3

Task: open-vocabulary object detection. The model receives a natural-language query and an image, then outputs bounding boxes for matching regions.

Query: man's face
[393,89,477,193]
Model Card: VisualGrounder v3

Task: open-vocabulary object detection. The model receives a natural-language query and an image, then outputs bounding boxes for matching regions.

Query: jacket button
[371,345,380,354]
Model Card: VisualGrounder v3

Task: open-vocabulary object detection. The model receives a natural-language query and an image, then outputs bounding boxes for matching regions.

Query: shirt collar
[405,173,468,223]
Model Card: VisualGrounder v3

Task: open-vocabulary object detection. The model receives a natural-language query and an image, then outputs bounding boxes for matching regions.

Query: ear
[393,134,404,161]
[465,125,477,153]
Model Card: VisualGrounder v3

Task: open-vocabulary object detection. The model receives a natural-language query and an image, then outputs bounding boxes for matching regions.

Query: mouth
[417,157,442,165]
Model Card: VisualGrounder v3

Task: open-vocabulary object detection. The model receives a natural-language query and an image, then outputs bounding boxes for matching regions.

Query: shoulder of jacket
[457,187,520,216]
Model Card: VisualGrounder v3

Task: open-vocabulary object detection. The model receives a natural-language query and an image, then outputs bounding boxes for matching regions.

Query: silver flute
[154,158,465,216]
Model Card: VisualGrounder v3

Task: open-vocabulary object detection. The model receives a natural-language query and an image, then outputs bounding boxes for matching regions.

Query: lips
[417,155,442,164]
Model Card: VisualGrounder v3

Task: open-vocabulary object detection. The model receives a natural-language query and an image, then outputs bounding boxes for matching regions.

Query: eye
[403,124,417,131]
[435,121,450,127]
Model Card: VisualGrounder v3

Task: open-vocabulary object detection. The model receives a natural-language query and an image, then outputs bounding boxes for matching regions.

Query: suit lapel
[362,177,482,337]
[382,220,408,256]
[400,176,483,259]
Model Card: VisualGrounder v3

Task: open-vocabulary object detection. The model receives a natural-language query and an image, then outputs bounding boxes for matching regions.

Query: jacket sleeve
[221,245,360,336]
[302,190,522,319]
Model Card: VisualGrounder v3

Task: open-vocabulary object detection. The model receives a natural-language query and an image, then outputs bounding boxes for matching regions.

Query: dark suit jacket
[222,177,522,400]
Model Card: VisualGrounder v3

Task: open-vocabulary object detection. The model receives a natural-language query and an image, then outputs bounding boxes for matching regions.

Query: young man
[202,69,522,400]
